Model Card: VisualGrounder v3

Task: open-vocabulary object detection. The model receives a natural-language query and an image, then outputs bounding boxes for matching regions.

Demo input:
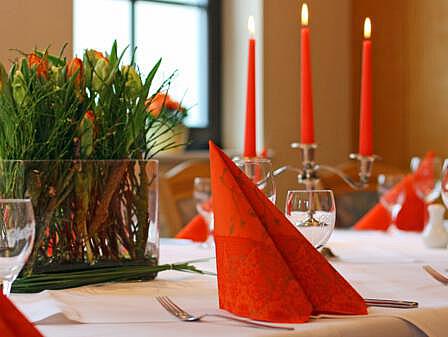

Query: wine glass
[413,157,442,204]
[193,177,213,242]
[0,199,35,296]
[441,159,448,208]
[285,190,336,249]
[234,158,276,204]
[377,174,406,230]
[410,156,421,173]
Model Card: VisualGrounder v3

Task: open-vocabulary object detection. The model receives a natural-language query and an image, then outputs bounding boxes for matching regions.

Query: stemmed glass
[285,190,336,249]
[0,199,35,296]
[193,177,213,244]
[413,157,442,204]
[441,159,448,209]
[234,158,276,204]
[377,174,406,230]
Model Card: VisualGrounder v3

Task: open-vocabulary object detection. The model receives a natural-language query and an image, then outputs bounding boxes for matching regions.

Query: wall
[0,0,73,67]
[352,0,410,169]
[352,0,448,169]
[407,0,448,160]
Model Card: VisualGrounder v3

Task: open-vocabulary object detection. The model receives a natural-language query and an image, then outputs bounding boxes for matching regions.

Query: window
[74,0,221,149]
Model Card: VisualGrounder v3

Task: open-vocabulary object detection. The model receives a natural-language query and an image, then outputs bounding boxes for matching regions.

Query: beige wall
[407,0,448,161]
[352,0,448,169]
[0,0,73,67]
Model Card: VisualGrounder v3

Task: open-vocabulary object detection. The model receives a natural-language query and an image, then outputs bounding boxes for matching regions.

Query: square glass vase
[0,160,159,277]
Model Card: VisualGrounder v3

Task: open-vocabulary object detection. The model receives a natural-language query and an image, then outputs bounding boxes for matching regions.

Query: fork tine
[157,297,177,316]
[156,297,170,312]
[157,296,180,316]
[157,296,176,315]
[163,296,190,316]
[159,296,185,316]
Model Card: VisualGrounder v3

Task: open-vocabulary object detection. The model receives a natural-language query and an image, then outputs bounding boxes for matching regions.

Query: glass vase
[0,160,159,277]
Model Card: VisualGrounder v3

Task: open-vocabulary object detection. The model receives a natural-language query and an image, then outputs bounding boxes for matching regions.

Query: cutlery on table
[364,298,418,309]
[423,265,448,286]
[156,296,294,330]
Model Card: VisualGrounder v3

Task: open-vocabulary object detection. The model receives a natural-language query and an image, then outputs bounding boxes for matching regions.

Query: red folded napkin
[209,141,367,323]
[0,293,44,337]
[175,214,209,242]
[355,152,434,232]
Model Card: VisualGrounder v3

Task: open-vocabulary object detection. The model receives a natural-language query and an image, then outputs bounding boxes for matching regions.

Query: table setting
[0,2,448,337]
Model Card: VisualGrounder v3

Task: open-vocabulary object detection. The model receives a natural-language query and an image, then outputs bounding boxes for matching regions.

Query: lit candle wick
[248,16,255,37]
[364,17,372,39]
[301,3,309,26]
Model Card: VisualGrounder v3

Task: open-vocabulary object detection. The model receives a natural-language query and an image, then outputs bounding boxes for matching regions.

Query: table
[13,230,448,337]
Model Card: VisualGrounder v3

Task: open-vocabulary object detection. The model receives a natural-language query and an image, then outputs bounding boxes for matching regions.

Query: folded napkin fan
[175,214,209,242]
[355,151,434,232]
[209,141,367,323]
[0,293,44,337]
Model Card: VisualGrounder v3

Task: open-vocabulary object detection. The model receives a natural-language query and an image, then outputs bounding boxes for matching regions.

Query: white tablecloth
[12,230,448,337]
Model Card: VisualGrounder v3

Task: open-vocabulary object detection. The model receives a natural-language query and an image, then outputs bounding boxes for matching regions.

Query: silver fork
[156,296,294,330]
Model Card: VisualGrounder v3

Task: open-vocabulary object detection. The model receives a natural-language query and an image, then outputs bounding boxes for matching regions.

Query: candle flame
[301,3,309,26]
[364,17,372,39]
[248,16,255,36]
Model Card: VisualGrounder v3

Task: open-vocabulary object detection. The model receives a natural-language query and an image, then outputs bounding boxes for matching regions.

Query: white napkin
[13,276,218,324]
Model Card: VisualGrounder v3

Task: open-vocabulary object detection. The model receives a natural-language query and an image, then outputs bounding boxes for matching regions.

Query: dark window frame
[129,0,222,149]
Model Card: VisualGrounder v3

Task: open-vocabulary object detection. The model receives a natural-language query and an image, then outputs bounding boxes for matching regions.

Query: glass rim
[377,173,406,177]
[287,189,334,194]
[233,157,272,164]
[0,198,32,203]
[194,176,211,182]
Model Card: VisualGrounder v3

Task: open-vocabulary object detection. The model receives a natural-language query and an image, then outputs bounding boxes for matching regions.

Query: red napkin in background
[175,215,209,242]
[355,152,434,232]
[209,141,367,323]
[0,293,44,337]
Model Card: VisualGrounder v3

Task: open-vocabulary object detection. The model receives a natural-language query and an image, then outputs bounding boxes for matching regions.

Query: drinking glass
[377,174,406,229]
[0,199,35,296]
[441,159,448,208]
[193,177,213,241]
[234,158,276,204]
[413,157,442,204]
[285,190,336,249]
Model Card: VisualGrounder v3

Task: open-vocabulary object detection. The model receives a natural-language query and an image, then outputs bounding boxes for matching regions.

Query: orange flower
[94,50,109,63]
[145,93,184,118]
[28,53,48,78]
[67,58,84,88]
[85,110,95,122]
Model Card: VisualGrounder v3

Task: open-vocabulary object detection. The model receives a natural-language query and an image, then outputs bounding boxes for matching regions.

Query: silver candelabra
[273,142,379,190]
[272,142,379,228]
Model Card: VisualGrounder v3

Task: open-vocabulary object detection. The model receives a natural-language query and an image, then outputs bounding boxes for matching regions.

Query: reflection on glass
[193,177,213,245]
[377,174,406,230]
[234,158,276,204]
[0,199,35,297]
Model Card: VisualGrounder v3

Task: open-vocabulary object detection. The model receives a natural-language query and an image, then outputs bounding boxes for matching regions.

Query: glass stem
[2,279,12,297]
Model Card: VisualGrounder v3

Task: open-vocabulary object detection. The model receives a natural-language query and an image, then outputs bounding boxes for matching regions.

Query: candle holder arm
[315,164,366,190]
[270,148,379,191]
[272,165,303,177]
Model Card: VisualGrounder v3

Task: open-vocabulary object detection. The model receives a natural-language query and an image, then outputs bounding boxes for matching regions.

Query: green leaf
[34,49,65,67]
[109,40,118,66]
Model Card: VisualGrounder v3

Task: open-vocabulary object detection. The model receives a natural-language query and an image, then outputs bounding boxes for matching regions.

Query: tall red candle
[359,18,373,156]
[300,3,314,144]
[244,16,256,158]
